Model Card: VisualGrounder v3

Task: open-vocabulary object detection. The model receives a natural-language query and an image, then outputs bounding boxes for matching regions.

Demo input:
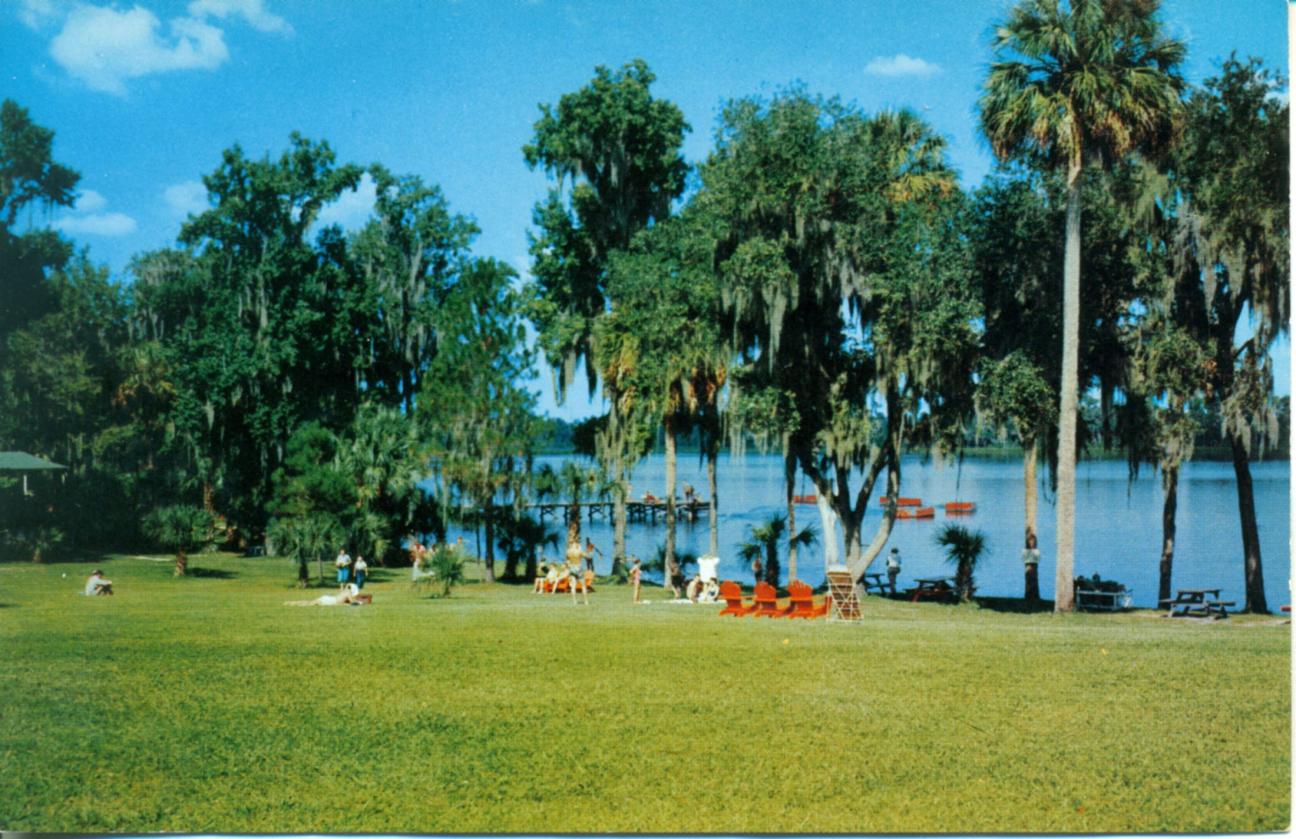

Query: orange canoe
[793,494,817,504]
[944,501,977,514]
[895,506,936,520]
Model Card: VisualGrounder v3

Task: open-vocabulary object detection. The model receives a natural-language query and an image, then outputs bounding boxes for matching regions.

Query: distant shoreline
[531,442,1290,463]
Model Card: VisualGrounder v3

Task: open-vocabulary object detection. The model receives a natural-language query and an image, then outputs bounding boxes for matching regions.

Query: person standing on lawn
[335,547,351,586]
[582,537,602,575]
[886,547,902,595]
[353,554,368,589]
[1022,532,1041,603]
[629,558,643,603]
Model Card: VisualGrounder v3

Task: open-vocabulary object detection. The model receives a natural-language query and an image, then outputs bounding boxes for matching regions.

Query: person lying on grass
[84,570,113,596]
[285,583,372,606]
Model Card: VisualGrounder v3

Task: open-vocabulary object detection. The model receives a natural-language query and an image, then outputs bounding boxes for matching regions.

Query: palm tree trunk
[613,480,628,577]
[606,405,628,578]
[706,442,718,558]
[1228,432,1268,613]
[784,445,797,583]
[175,549,187,577]
[1158,464,1178,605]
[663,416,677,570]
[1054,162,1083,613]
[483,500,496,583]
[1024,441,1038,544]
[1024,441,1039,601]
[764,540,779,588]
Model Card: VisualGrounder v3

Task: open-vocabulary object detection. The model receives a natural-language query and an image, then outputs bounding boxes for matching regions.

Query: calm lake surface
[445,452,1290,609]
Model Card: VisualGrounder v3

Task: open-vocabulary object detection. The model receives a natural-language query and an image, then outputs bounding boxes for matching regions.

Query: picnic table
[1159,588,1233,619]
[908,576,956,603]
[861,572,893,595]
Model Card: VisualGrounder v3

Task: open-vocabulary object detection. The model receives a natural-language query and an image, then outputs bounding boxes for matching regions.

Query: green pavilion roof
[0,451,67,471]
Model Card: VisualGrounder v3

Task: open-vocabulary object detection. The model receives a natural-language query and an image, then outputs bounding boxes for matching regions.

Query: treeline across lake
[0,2,1287,611]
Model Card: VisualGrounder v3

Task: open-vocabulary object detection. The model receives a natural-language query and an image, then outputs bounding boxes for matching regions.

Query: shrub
[428,543,466,597]
[142,505,218,576]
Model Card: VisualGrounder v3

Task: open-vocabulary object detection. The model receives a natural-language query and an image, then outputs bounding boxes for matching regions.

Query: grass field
[1,552,1289,833]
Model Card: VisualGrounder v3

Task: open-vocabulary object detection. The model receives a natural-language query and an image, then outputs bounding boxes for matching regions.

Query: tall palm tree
[738,514,816,589]
[935,524,988,603]
[979,0,1184,611]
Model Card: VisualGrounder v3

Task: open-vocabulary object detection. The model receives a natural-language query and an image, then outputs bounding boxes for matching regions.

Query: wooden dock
[524,499,711,524]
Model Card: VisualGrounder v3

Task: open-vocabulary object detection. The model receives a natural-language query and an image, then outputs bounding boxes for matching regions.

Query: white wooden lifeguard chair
[826,567,862,622]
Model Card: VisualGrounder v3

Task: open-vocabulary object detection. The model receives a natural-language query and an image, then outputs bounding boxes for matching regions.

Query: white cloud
[49,5,228,95]
[40,1,290,95]
[55,212,138,237]
[56,188,137,236]
[164,180,209,217]
[316,173,377,231]
[76,188,107,213]
[17,0,60,29]
[187,0,292,34]
[863,53,941,78]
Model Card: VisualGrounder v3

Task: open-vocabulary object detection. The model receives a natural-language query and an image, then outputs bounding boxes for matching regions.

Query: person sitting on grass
[534,562,556,593]
[698,578,720,603]
[666,559,685,599]
[84,569,113,596]
[686,575,702,603]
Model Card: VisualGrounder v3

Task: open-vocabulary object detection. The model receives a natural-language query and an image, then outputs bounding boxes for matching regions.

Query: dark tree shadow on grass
[975,596,1055,614]
[183,567,237,580]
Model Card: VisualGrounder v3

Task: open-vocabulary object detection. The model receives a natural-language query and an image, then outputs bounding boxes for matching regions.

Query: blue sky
[3,0,1289,418]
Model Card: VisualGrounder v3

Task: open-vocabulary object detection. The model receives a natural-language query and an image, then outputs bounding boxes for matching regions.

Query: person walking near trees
[886,547,902,595]
[1022,532,1041,603]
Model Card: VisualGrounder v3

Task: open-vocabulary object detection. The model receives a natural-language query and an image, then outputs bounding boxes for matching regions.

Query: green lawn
[1,552,1289,833]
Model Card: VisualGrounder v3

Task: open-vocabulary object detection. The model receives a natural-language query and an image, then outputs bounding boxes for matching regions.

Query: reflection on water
[438,453,1290,609]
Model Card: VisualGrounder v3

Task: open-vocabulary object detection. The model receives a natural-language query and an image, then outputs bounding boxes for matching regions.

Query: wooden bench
[861,572,893,596]
[907,577,956,603]
[1076,586,1133,612]
[1159,588,1231,619]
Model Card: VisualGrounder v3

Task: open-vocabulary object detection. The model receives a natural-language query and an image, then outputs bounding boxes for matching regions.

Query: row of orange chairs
[717,580,829,619]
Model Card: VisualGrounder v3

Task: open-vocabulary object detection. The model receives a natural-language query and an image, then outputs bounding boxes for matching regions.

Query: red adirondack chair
[717,580,753,616]
[750,581,783,618]
[785,580,829,619]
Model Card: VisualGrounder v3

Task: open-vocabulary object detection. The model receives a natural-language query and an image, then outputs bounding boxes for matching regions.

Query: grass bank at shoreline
[1,553,1289,833]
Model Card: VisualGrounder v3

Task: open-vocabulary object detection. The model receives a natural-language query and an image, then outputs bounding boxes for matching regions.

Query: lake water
[443,452,1291,609]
